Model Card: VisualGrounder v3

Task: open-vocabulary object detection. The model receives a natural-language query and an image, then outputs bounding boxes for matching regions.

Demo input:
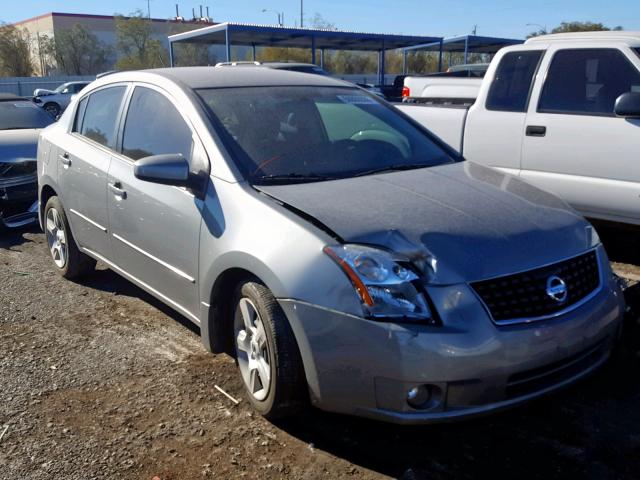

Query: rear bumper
[279,260,624,424]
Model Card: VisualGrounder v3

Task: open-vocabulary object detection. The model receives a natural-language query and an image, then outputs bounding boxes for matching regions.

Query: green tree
[41,24,111,75]
[0,23,33,76]
[528,21,623,38]
[115,10,168,70]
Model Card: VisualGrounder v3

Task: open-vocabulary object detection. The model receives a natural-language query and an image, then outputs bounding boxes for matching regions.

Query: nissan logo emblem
[546,275,568,303]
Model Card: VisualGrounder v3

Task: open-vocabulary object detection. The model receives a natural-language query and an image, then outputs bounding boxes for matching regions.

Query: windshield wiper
[255,173,339,184]
[352,163,430,177]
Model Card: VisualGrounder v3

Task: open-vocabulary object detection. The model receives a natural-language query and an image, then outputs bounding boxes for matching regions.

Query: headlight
[586,225,601,248]
[324,244,436,324]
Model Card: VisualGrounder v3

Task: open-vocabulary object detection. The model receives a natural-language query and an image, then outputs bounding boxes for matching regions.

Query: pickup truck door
[56,85,128,260]
[521,46,640,224]
[107,85,205,323]
[462,49,543,175]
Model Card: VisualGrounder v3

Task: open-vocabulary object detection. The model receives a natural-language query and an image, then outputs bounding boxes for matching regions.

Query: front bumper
[0,175,38,229]
[279,251,624,424]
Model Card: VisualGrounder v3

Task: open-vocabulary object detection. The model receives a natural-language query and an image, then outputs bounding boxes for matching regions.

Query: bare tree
[41,24,111,75]
[0,24,34,77]
[115,10,168,70]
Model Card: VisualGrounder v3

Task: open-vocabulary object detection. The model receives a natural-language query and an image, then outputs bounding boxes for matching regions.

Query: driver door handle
[526,125,547,137]
[60,152,72,167]
[109,182,127,199]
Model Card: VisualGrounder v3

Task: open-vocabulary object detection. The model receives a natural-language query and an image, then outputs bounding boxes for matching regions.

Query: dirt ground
[1,224,640,480]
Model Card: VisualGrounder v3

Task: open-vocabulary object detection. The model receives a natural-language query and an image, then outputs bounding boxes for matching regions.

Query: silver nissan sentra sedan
[37,67,624,424]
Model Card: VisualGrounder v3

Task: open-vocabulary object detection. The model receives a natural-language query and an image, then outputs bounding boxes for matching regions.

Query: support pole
[438,39,443,72]
[320,49,325,69]
[378,48,386,86]
[169,41,174,67]
[402,49,408,74]
[225,27,232,62]
[464,37,469,64]
[252,44,256,61]
[311,36,316,64]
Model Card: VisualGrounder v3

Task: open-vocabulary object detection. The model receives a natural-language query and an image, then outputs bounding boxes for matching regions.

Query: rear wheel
[44,196,95,279]
[233,281,306,419]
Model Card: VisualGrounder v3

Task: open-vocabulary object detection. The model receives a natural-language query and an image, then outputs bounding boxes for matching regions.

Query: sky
[3,0,639,39]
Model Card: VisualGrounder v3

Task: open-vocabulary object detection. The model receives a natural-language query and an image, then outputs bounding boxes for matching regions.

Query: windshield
[0,101,54,130]
[197,86,456,184]
[54,83,69,93]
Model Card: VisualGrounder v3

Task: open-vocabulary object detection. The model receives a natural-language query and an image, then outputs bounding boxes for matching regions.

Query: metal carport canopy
[402,35,523,68]
[168,22,442,84]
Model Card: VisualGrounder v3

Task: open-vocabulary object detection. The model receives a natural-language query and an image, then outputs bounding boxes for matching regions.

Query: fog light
[406,385,431,408]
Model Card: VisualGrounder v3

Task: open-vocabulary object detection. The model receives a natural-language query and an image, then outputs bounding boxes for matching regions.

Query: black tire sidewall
[43,103,60,117]
[233,281,304,418]
[44,196,94,278]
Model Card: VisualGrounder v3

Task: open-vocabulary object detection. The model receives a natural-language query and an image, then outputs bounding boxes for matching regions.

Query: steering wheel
[350,130,411,158]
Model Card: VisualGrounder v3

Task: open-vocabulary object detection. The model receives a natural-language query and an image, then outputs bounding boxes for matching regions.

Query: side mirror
[614,92,640,118]
[134,154,189,186]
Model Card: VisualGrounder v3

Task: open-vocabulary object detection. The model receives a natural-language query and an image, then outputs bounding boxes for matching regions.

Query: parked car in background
[216,61,387,98]
[0,94,53,230]
[443,62,490,77]
[33,81,91,117]
[398,31,640,226]
[381,75,408,102]
[38,67,623,424]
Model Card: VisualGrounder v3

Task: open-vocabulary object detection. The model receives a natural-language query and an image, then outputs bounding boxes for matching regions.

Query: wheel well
[208,268,257,354]
[39,184,57,225]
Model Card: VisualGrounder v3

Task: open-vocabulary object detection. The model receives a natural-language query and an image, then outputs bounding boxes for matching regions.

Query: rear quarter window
[77,86,126,150]
[486,50,542,112]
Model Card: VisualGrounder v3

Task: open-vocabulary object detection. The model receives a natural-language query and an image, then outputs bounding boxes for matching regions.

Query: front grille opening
[471,250,600,324]
[506,339,607,399]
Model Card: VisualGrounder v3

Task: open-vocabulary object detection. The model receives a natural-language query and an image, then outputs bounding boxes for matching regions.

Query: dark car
[0,94,54,230]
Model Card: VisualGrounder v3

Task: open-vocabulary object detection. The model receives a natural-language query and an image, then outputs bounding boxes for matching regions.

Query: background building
[13,12,210,75]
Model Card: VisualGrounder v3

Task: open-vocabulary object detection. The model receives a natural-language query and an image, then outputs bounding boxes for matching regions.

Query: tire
[43,102,60,118]
[44,196,96,279]
[232,281,307,419]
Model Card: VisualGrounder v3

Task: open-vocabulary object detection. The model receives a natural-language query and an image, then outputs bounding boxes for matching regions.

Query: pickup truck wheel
[44,196,96,279]
[233,281,306,419]
[43,102,60,118]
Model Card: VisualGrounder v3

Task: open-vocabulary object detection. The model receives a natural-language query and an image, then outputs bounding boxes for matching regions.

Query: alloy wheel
[45,207,67,268]
[235,298,272,401]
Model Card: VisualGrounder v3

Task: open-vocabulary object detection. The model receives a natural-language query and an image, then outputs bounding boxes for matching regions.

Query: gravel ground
[1,225,640,480]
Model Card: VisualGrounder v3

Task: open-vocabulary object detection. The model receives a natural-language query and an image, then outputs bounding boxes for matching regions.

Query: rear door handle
[109,182,127,199]
[60,152,71,167]
[526,125,547,137]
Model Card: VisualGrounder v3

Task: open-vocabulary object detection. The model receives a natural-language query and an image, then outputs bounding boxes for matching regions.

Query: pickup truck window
[539,48,640,116]
[486,51,542,112]
[198,86,456,184]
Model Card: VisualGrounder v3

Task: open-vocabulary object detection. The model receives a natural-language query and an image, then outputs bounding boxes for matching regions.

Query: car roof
[526,31,640,45]
[106,66,352,90]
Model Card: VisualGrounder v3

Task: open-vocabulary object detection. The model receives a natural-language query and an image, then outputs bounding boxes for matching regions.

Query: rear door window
[486,51,542,112]
[538,48,640,115]
[78,86,126,149]
[121,87,193,162]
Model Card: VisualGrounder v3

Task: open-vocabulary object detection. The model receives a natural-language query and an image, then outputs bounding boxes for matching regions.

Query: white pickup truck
[398,31,640,226]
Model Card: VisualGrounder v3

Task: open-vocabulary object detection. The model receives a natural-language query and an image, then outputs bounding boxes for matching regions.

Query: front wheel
[44,196,96,279]
[233,281,307,419]
[43,103,60,118]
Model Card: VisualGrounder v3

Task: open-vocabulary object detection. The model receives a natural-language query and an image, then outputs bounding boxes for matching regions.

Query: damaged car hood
[0,129,39,164]
[257,162,594,284]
